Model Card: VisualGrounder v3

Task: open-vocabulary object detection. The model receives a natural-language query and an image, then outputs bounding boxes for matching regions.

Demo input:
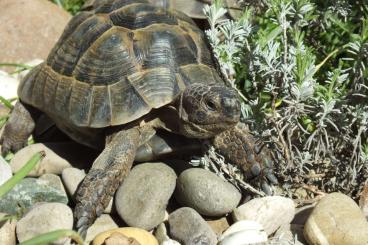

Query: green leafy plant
[203,0,368,201]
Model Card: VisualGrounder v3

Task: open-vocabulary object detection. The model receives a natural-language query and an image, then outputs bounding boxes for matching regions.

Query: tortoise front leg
[212,122,278,194]
[74,126,155,237]
[0,101,40,155]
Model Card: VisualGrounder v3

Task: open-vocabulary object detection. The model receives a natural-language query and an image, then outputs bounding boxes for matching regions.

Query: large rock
[175,168,241,216]
[169,207,217,245]
[0,178,68,214]
[10,143,72,176]
[304,192,368,245]
[0,0,71,71]
[232,196,295,235]
[116,163,176,230]
[16,202,73,244]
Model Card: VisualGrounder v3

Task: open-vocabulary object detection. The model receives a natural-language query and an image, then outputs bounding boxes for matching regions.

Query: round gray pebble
[115,162,177,230]
[175,168,241,216]
[169,207,217,245]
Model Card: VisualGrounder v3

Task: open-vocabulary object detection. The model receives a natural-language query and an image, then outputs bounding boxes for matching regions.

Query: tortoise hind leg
[0,101,40,155]
[75,127,145,237]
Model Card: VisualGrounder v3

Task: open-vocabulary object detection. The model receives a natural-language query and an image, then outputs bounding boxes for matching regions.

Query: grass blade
[18,229,84,245]
[0,96,14,109]
[0,151,45,198]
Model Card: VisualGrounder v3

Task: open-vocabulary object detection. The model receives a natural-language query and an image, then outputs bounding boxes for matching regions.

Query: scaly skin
[75,128,141,237]
[0,102,38,155]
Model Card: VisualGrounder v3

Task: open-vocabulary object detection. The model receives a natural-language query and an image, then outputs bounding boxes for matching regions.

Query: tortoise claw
[250,162,262,176]
[266,172,278,185]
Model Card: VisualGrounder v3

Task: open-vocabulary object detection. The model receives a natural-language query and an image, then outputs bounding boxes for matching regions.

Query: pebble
[16,202,73,244]
[116,163,177,230]
[61,167,113,213]
[168,207,217,245]
[206,217,230,237]
[93,227,159,245]
[10,143,72,176]
[219,220,268,245]
[103,232,141,245]
[0,0,70,72]
[0,213,16,245]
[175,168,241,216]
[154,223,181,245]
[85,214,118,245]
[0,71,19,99]
[0,156,12,185]
[232,196,295,235]
[39,173,66,195]
[304,192,368,245]
[0,178,68,214]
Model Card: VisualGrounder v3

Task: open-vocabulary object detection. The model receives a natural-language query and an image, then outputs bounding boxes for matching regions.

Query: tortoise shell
[18,0,224,128]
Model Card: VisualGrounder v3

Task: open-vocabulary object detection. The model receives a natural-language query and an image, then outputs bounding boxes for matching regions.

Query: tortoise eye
[206,100,217,111]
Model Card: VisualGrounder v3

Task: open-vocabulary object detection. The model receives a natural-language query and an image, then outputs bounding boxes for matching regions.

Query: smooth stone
[219,220,268,245]
[61,167,86,197]
[175,168,241,216]
[304,192,368,245]
[0,71,19,99]
[10,143,72,176]
[116,162,177,230]
[168,207,217,245]
[233,196,295,235]
[273,224,304,245]
[104,232,141,245]
[16,202,73,244]
[0,0,70,72]
[93,227,159,245]
[155,223,181,245]
[39,173,66,195]
[0,213,16,245]
[85,214,118,244]
[359,183,368,219]
[61,167,113,213]
[0,156,12,185]
[0,178,68,214]
[292,204,315,225]
[206,217,230,237]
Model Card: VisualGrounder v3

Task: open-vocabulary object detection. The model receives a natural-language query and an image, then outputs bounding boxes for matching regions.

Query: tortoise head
[178,84,241,138]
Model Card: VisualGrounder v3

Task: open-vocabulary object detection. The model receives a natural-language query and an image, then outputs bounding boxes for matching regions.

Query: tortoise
[0,0,276,236]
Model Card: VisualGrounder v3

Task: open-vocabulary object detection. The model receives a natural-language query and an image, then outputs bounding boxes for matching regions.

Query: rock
[0,71,19,99]
[232,196,295,235]
[272,224,304,245]
[61,167,113,213]
[61,167,86,197]
[104,233,141,245]
[154,223,181,245]
[175,168,241,216]
[304,192,368,245]
[0,0,71,72]
[219,220,268,245]
[0,213,16,245]
[206,217,230,237]
[39,173,67,196]
[359,183,368,219]
[10,143,72,176]
[116,163,176,230]
[0,156,12,185]
[85,214,118,244]
[168,207,217,245]
[16,202,73,244]
[93,227,159,245]
[0,178,68,214]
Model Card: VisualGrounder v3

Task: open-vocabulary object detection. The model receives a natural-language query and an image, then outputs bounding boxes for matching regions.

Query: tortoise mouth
[180,119,237,139]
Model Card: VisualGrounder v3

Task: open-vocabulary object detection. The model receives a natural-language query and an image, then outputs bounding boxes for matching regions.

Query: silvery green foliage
[203,0,368,199]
